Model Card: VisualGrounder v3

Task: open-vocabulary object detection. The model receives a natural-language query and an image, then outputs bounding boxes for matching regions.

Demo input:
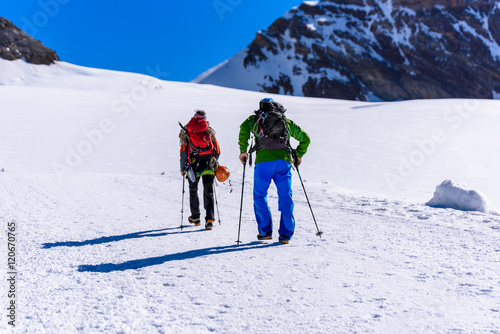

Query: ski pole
[236,159,247,245]
[293,152,323,238]
[180,174,186,230]
[214,181,221,226]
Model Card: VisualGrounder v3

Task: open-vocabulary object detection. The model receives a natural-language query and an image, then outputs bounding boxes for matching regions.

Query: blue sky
[1,0,303,82]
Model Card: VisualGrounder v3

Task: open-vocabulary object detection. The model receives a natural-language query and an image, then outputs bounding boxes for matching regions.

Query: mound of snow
[426,180,497,214]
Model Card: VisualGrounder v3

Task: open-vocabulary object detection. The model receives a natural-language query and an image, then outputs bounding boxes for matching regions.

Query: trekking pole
[236,159,247,245]
[213,181,221,226]
[293,151,323,238]
[180,174,186,230]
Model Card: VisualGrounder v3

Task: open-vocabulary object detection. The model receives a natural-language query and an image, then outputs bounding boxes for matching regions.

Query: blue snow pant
[253,160,295,240]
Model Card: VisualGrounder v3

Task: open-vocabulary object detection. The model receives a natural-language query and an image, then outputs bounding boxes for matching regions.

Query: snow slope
[0,59,499,333]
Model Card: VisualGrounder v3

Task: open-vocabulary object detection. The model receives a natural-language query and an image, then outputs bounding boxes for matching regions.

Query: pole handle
[292,149,299,170]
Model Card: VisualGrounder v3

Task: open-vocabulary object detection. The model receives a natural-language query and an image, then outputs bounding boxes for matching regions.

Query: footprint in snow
[375,208,388,212]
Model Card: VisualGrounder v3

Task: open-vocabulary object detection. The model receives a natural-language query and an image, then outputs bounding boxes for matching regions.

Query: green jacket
[238,114,311,164]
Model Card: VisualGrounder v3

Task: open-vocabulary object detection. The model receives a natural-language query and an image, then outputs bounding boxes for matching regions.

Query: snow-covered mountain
[0,9,499,331]
[194,0,500,101]
[1,58,500,333]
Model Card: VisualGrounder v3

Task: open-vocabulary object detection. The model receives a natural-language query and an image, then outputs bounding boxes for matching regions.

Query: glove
[239,152,248,165]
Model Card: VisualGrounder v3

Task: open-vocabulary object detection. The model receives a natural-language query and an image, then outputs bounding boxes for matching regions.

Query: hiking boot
[257,233,272,241]
[205,219,214,230]
[188,216,201,226]
[278,237,290,244]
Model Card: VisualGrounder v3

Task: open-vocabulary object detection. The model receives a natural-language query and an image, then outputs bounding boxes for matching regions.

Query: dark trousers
[188,174,215,221]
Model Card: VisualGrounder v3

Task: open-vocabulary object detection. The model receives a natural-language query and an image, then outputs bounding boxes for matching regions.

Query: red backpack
[186,116,214,157]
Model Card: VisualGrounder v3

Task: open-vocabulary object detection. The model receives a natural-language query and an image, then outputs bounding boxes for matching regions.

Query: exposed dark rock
[260,73,294,95]
[0,17,59,65]
[197,0,500,101]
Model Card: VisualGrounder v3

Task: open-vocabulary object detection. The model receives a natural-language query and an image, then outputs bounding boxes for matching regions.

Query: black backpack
[249,101,290,157]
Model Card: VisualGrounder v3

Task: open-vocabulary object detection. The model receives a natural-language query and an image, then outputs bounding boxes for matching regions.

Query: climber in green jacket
[238,98,311,244]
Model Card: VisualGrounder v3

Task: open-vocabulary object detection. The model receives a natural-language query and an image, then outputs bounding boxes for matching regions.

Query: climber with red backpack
[179,110,222,230]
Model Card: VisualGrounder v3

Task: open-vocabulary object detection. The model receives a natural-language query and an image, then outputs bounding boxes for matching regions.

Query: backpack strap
[247,112,265,166]
[249,112,265,151]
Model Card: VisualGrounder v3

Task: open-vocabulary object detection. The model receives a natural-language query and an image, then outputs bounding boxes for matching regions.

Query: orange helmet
[215,165,230,182]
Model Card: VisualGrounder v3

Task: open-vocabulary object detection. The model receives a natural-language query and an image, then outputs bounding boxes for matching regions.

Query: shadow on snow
[78,242,282,273]
[42,226,202,249]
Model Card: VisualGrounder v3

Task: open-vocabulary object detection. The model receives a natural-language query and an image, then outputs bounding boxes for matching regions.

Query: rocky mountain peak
[0,17,59,65]
[195,0,500,101]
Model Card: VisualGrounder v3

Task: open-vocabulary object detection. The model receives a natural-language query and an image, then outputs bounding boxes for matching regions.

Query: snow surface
[0,59,499,333]
[427,179,498,215]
